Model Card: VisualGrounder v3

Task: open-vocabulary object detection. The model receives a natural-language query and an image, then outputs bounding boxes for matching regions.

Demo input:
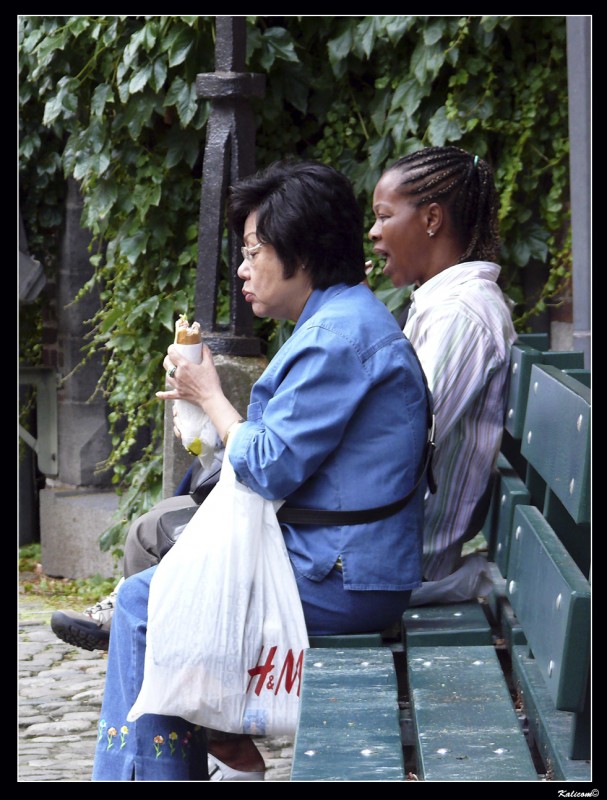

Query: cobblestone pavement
[18,594,293,782]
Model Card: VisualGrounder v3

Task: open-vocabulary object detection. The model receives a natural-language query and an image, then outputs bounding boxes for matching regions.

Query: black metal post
[194,16,265,356]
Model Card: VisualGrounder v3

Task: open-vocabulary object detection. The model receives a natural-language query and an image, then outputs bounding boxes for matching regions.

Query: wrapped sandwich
[171,314,220,467]
[175,314,202,345]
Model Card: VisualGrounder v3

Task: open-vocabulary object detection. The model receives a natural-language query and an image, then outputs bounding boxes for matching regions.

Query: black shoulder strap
[277,345,436,526]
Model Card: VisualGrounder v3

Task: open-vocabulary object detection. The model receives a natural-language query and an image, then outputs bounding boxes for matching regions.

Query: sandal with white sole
[207,754,265,781]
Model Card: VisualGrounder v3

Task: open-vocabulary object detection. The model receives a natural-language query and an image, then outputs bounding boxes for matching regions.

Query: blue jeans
[92,564,411,781]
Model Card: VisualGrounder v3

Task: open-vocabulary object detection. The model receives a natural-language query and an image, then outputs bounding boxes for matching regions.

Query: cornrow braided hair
[388,146,501,263]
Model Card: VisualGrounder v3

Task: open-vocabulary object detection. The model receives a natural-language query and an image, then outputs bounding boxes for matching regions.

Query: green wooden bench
[505,363,591,780]
[401,345,590,781]
[405,644,538,781]
[402,354,591,782]
[291,341,591,782]
[291,646,405,781]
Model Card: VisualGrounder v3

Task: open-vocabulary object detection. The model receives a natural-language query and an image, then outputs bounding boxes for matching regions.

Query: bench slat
[515,332,549,350]
[539,351,585,370]
[291,647,405,781]
[308,632,383,648]
[543,489,590,577]
[504,343,543,440]
[492,464,531,577]
[506,505,590,712]
[407,644,538,781]
[402,601,492,647]
[511,644,591,779]
[521,364,590,524]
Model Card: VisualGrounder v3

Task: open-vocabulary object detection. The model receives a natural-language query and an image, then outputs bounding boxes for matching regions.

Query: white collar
[410,261,501,312]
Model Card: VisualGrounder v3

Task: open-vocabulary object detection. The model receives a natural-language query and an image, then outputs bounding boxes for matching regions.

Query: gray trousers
[123,495,196,578]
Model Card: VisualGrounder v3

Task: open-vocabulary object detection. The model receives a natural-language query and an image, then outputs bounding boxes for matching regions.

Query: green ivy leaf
[122,93,157,139]
[175,79,198,127]
[143,19,158,51]
[411,39,446,83]
[42,76,78,125]
[370,92,390,136]
[389,77,425,117]
[20,24,45,55]
[66,16,91,37]
[99,306,124,334]
[165,76,198,127]
[273,66,309,114]
[164,128,202,170]
[131,296,160,320]
[107,333,137,352]
[33,28,67,66]
[368,135,392,169]
[327,27,354,77]
[524,224,550,262]
[91,84,113,118]
[383,16,415,44]
[132,182,162,221]
[120,231,148,264]
[374,284,412,314]
[129,62,153,95]
[42,93,63,126]
[168,26,195,67]
[259,27,298,70]
[154,299,177,332]
[480,16,503,32]
[123,28,146,69]
[91,179,118,219]
[427,106,463,146]
[423,18,447,46]
[357,17,377,59]
[151,57,168,93]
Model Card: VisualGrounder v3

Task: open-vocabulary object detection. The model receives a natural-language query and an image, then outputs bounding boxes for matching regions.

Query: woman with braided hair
[369,145,517,605]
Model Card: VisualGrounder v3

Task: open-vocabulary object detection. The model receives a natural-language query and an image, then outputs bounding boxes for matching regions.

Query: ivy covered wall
[19,15,572,535]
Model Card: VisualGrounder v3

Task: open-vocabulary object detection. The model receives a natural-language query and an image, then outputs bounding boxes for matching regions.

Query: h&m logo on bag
[247,645,305,697]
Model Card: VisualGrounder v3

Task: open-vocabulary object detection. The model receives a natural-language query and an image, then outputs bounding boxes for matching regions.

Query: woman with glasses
[90,160,430,781]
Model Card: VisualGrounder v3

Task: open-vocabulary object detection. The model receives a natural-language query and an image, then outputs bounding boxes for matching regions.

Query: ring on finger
[168,364,177,379]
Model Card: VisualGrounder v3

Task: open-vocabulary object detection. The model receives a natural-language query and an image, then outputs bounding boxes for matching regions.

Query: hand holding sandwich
[156,315,244,456]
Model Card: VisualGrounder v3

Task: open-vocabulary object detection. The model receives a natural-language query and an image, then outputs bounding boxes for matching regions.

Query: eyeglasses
[241,242,264,263]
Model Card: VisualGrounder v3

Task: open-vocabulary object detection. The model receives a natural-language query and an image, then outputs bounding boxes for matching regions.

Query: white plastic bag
[408,554,493,607]
[127,439,309,737]
[173,341,219,468]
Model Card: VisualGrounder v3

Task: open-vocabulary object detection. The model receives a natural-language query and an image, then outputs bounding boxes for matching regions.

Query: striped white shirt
[405,261,517,580]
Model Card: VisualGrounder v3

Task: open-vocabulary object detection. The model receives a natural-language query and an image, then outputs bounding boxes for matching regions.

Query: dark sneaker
[50,578,123,651]
[50,610,111,651]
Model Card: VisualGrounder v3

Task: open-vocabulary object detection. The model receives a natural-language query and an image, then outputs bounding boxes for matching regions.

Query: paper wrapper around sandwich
[172,317,219,468]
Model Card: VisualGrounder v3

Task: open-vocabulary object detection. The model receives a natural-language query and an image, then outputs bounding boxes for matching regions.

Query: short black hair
[228,160,366,288]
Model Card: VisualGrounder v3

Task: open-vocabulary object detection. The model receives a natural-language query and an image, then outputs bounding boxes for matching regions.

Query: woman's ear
[426,202,443,233]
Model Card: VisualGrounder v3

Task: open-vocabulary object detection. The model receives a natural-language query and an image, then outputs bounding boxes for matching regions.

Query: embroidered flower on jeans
[153,734,165,758]
[120,725,129,750]
[97,719,107,742]
[181,730,192,760]
[168,731,179,755]
[106,727,118,750]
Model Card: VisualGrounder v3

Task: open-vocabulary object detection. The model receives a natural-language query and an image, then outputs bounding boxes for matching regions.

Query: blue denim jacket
[229,283,428,591]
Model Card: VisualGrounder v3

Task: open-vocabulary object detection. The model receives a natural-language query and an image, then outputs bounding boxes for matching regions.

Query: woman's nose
[237,260,249,279]
[368,220,380,240]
